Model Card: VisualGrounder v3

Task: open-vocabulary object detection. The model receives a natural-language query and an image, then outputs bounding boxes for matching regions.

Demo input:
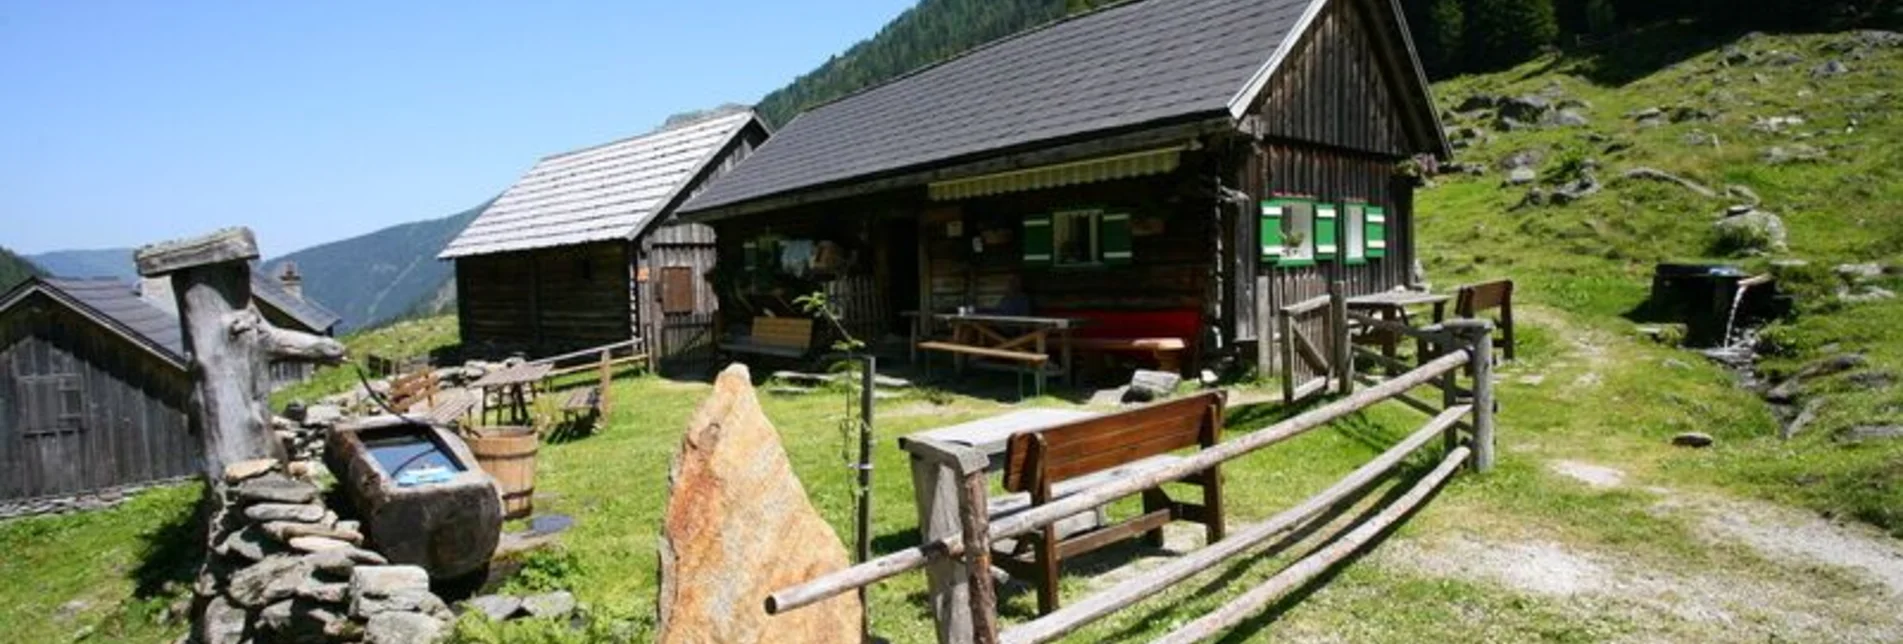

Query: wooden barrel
[467,426,538,520]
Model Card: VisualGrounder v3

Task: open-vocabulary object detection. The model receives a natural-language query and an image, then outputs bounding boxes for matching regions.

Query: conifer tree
[1464,0,1560,71]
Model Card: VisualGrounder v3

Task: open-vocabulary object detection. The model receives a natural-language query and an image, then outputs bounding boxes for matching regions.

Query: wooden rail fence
[766,295,1498,643]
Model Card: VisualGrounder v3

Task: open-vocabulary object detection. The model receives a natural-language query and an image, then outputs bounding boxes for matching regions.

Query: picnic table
[1346,290,1452,373]
[897,408,1102,636]
[469,362,553,426]
[913,312,1082,394]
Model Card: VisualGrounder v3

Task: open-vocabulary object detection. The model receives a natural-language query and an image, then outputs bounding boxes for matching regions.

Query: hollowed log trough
[325,416,503,579]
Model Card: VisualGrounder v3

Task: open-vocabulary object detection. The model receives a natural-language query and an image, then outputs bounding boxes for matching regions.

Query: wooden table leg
[1383,307,1401,376]
[1034,330,1047,396]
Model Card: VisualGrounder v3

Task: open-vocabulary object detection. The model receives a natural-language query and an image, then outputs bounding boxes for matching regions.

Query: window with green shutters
[1023,213,1054,267]
[1366,206,1388,259]
[1314,203,1339,261]
[742,241,759,272]
[1262,197,1317,267]
[1025,208,1130,268]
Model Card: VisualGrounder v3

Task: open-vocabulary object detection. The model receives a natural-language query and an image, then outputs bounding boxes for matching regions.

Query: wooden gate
[1276,294,1336,404]
[640,223,719,376]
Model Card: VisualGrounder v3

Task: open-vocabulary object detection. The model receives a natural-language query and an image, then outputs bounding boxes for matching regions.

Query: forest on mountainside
[0,246,42,293]
[756,0,1898,126]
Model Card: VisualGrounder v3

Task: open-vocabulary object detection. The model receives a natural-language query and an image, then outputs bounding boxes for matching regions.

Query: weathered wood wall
[0,294,196,501]
[455,242,634,357]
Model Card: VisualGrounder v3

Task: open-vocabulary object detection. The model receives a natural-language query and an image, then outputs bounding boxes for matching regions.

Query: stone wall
[196,460,455,644]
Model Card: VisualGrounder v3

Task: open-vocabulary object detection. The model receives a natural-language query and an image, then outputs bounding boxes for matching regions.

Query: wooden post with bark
[135,227,346,479]
[135,228,345,640]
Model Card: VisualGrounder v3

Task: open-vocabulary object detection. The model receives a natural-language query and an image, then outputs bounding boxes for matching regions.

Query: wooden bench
[993,391,1226,614]
[720,316,815,360]
[387,369,438,414]
[1455,280,1516,361]
[559,350,614,426]
[916,341,1052,395]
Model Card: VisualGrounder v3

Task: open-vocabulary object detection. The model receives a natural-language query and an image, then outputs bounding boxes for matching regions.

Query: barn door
[646,224,719,376]
[16,352,88,497]
[1277,294,1335,404]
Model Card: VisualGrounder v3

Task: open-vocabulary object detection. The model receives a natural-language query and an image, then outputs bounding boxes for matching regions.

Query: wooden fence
[763,288,1499,643]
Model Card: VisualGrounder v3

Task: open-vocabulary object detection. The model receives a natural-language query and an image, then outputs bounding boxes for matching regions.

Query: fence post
[1256,275,1273,378]
[905,438,996,644]
[1447,320,1495,472]
[957,468,999,644]
[1428,328,1459,456]
[1330,281,1352,395]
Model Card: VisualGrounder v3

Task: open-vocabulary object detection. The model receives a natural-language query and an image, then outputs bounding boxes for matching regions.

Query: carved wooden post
[135,228,346,478]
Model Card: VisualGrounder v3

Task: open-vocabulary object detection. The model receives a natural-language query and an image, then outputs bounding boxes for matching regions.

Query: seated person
[983,277,1032,316]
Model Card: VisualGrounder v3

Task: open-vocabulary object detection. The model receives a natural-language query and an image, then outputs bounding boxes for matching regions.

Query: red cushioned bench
[1045,309,1200,374]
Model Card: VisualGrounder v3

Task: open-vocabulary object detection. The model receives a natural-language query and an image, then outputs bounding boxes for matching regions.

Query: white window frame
[1052,208,1104,267]
[1281,201,1316,264]
[1344,203,1367,262]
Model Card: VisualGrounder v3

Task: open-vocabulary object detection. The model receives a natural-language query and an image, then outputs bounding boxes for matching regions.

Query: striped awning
[927,146,1186,201]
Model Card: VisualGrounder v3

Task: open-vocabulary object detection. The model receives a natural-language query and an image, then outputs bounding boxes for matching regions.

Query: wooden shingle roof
[440,111,764,259]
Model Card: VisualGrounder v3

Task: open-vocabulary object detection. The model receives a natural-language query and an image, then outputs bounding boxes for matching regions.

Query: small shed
[0,277,197,501]
[678,0,1447,392]
[439,111,771,373]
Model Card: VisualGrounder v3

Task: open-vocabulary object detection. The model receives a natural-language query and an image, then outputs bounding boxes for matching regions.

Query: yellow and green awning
[927,145,1186,201]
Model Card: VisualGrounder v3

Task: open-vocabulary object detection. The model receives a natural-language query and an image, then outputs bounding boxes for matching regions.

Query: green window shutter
[1367,206,1388,259]
[1314,204,1339,261]
[1259,200,1286,261]
[1101,213,1132,265]
[1023,213,1054,268]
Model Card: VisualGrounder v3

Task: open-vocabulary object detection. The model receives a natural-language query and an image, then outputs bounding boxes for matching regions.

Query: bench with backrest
[1455,279,1516,361]
[1046,309,1200,375]
[720,316,816,360]
[386,369,438,414]
[992,391,1226,614]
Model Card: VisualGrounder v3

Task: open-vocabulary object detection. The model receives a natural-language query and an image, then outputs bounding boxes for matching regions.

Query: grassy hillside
[1417,24,1903,533]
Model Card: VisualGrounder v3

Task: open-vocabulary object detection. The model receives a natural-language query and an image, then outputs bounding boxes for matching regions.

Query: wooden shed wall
[455,241,633,356]
[0,294,196,501]
[1249,0,1417,158]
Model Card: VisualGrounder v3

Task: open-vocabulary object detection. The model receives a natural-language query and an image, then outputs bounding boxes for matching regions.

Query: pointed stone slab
[657,364,862,643]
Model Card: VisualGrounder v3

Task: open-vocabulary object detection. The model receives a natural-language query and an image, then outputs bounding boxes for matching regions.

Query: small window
[19,373,83,437]
[660,266,696,314]
[1280,201,1317,265]
[1343,203,1368,264]
[1053,209,1102,266]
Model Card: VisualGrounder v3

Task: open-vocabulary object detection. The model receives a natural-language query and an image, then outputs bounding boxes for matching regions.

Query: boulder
[461,595,523,621]
[1811,60,1851,78]
[1683,131,1721,148]
[1836,425,1903,444]
[1835,263,1884,281]
[364,611,444,644]
[521,591,577,619]
[1455,94,1498,112]
[1506,167,1538,186]
[302,404,345,429]
[1763,144,1827,165]
[1497,95,1551,123]
[1764,50,1805,66]
[1498,148,1545,172]
[1672,432,1715,448]
[1544,108,1590,128]
[1549,173,1602,205]
[199,596,250,644]
[657,364,862,644]
[1713,207,1788,253]
[1123,370,1183,404]
[1669,106,1715,123]
[1721,45,1754,66]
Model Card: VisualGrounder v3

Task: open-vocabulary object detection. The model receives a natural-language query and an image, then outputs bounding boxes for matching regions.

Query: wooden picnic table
[896,408,1101,639]
[915,312,1082,393]
[1346,290,1452,373]
[469,362,553,426]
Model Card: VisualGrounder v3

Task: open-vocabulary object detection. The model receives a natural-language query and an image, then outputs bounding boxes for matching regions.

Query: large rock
[228,555,313,608]
[1497,95,1551,123]
[657,364,861,643]
[521,591,577,619]
[364,611,444,644]
[1713,207,1788,253]
[236,475,320,505]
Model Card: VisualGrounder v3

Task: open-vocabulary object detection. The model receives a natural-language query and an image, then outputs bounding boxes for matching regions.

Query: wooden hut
[0,277,197,502]
[439,111,771,372]
[678,0,1448,393]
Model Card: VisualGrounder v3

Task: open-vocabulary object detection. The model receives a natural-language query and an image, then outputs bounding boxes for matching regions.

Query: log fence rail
[765,285,1498,644]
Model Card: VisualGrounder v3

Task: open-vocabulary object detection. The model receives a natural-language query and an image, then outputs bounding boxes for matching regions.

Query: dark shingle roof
[681,0,1314,214]
[22,278,187,365]
[251,275,341,333]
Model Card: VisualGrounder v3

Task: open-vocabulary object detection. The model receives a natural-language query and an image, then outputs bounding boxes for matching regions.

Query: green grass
[273,315,461,409]
[0,483,201,643]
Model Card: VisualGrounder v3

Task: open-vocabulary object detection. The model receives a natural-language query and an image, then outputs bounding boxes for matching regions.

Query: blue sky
[0,0,913,257]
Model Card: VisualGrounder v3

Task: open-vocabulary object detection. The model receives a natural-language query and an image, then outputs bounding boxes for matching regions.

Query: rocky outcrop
[657,364,861,644]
